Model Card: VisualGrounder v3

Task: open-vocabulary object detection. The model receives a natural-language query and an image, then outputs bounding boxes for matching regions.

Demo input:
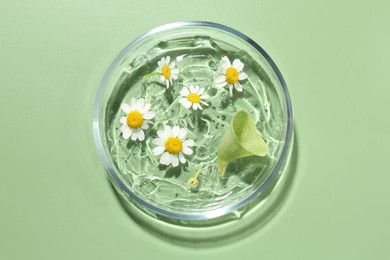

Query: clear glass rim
[93,21,293,221]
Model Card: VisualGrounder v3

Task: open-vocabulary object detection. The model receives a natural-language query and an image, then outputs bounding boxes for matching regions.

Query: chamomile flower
[119,98,155,141]
[178,85,209,110]
[187,169,201,188]
[152,125,194,167]
[214,56,248,96]
[187,177,199,188]
[157,56,179,89]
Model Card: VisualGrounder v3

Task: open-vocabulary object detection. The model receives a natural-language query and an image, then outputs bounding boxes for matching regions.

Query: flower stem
[142,71,161,80]
[194,169,201,179]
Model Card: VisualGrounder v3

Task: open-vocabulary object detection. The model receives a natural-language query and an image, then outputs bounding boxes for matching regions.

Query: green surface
[1,0,389,259]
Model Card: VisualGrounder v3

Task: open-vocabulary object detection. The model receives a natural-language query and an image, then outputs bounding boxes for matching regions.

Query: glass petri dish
[93,21,293,233]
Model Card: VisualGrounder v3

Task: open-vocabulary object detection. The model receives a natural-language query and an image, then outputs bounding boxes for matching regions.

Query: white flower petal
[193,103,201,110]
[171,126,180,137]
[183,139,194,147]
[220,56,231,71]
[229,85,234,96]
[123,127,132,139]
[215,81,227,88]
[178,128,186,140]
[141,103,151,114]
[141,122,149,130]
[120,124,128,132]
[232,59,244,71]
[153,138,165,146]
[129,98,137,110]
[215,74,226,84]
[160,75,165,82]
[153,146,165,156]
[178,98,186,104]
[157,130,166,140]
[160,152,171,165]
[179,152,186,164]
[166,153,175,165]
[160,57,165,65]
[197,87,205,95]
[182,99,192,109]
[239,71,248,80]
[137,130,145,141]
[193,85,200,93]
[169,62,176,69]
[131,129,145,141]
[164,153,174,165]
[180,87,190,97]
[200,100,209,106]
[130,131,138,141]
[165,56,170,65]
[121,104,130,113]
[235,82,243,92]
[200,101,208,107]
[172,156,179,167]
[164,125,172,137]
[136,98,145,111]
[200,94,209,99]
[165,80,170,89]
[170,69,179,79]
[176,55,184,62]
[189,85,195,93]
[182,147,193,155]
[120,117,127,124]
[143,111,155,120]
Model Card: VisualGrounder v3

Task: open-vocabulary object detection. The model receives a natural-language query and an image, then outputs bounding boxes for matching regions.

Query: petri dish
[93,21,293,244]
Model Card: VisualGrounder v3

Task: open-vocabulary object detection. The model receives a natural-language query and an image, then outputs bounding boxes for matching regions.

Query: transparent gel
[94,22,293,233]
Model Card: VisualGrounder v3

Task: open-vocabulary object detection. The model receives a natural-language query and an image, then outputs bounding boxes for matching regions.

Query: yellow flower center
[225,67,239,84]
[187,93,201,103]
[165,137,182,155]
[188,177,199,187]
[162,65,171,79]
[126,111,143,129]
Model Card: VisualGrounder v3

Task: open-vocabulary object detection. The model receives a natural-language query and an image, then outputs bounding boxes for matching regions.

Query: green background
[1,0,389,259]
